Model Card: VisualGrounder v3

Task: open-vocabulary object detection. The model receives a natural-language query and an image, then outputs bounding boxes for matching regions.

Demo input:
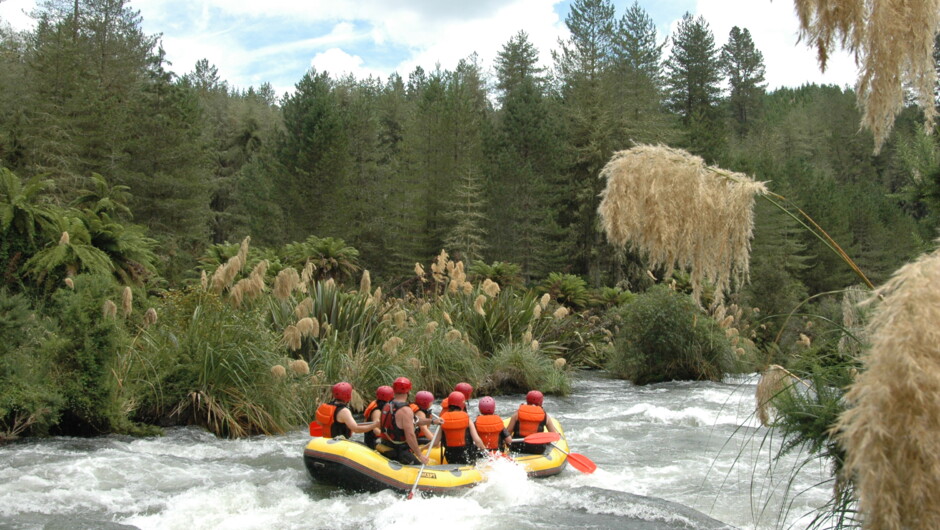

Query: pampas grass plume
[482,279,500,298]
[274,268,300,301]
[64,277,74,289]
[756,364,793,426]
[297,317,317,338]
[237,236,250,269]
[373,287,383,306]
[58,231,69,245]
[598,145,767,305]
[445,329,462,342]
[553,306,569,319]
[474,295,486,316]
[420,302,431,314]
[531,339,539,351]
[289,359,310,376]
[200,269,208,290]
[270,365,287,378]
[532,304,542,319]
[360,270,371,295]
[102,300,117,319]
[540,293,551,309]
[143,307,158,328]
[425,321,439,335]
[383,336,403,354]
[836,247,940,530]
[283,325,301,351]
[294,297,313,319]
[554,358,567,370]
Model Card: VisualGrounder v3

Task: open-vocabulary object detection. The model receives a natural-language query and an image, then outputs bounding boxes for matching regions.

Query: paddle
[309,421,322,437]
[510,432,561,444]
[549,442,597,474]
[407,415,442,500]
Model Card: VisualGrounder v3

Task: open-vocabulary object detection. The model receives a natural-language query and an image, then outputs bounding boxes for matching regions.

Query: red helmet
[332,382,353,402]
[415,390,434,409]
[478,396,496,415]
[376,385,394,402]
[526,390,544,406]
[455,382,473,400]
[447,391,465,410]
[393,377,412,394]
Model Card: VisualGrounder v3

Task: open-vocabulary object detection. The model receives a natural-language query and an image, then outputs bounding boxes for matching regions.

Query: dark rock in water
[524,486,736,529]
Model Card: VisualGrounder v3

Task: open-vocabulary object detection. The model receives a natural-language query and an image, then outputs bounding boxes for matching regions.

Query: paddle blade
[309,421,323,437]
[566,452,597,474]
[523,432,561,444]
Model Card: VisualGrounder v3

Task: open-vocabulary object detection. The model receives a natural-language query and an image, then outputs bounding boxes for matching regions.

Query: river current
[0,372,830,529]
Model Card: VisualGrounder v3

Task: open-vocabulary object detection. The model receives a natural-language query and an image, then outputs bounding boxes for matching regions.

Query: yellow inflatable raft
[303,418,569,493]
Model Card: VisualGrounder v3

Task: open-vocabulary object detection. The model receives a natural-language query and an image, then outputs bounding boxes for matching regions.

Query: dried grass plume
[598,145,767,305]
[835,247,940,530]
[793,0,940,151]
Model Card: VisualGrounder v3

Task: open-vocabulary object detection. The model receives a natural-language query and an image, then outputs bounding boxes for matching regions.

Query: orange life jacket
[381,400,409,443]
[315,401,351,438]
[474,414,505,450]
[514,404,546,437]
[441,410,470,447]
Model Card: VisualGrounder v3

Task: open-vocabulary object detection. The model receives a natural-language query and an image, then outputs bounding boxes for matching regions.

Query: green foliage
[281,236,361,284]
[467,261,524,290]
[135,286,310,437]
[539,272,589,309]
[588,286,635,309]
[0,289,65,440]
[47,274,133,435]
[483,343,570,396]
[607,285,734,384]
[439,287,541,357]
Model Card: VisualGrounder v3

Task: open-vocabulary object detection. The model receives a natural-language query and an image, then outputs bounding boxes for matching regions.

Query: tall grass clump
[135,286,310,437]
[484,342,570,396]
[607,285,734,384]
[598,145,767,306]
[835,247,940,529]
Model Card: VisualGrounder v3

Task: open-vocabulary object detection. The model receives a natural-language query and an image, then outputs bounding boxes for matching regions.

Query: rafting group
[304,377,594,494]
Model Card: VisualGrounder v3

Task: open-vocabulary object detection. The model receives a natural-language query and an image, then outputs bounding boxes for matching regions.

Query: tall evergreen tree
[553,0,618,284]
[489,31,563,279]
[665,13,725,161]
[721,26,766,136]
[610,1,672,144]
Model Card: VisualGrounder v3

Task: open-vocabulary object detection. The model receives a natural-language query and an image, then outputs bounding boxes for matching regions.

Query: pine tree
[665,13,725,161]
[489,31,564,279]
[610,1,673,144]
[553,0,618,284]
[721,26,766,136]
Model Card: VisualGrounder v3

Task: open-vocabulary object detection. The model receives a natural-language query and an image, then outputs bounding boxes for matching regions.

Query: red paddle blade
[406,491,415,500]
[566,452,597,474]
[523,432,561,444]
[309,421,323,437]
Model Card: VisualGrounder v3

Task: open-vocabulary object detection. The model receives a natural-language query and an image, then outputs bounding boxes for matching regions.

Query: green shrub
[468,261,524,290]
[538,272,589,310]
[136,287,309,437]
[47,274,133,435]
[607,285,734,384]
[0,289,65,440]
[483,343,570,396]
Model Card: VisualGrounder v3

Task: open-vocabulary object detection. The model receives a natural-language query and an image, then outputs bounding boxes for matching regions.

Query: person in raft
[506,390,558,454]
[440,382,473,411]
[363,385,394,450]
[410,390,436,445]
[315,382,378,439]
[474,396,512,454]
[380,377,441,465]
[440,391,487,464]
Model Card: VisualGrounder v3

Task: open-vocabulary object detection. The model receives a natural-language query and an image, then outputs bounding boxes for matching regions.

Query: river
[0,372,830,529]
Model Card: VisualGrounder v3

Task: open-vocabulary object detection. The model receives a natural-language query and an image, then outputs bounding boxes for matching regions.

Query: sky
[0,0,858,97]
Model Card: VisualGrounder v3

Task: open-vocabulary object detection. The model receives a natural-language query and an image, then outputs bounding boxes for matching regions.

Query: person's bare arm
[506,413,518,435]
[338,408,376,434]
[399,407,428,464]
[415,411,433,439]
[545,414,557,433]
[369,409,382,437]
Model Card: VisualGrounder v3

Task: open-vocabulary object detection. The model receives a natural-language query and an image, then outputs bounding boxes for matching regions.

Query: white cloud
[694,0,857,89]
[0,0,35,30]
[310,47,383,80]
